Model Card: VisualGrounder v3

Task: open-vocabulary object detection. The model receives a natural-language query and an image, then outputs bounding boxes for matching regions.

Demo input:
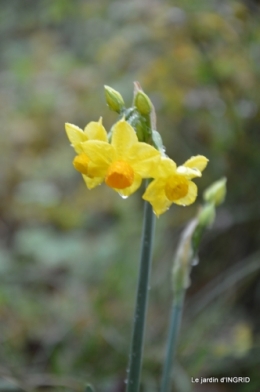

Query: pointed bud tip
[203,177,227,206]
[85,384,95,392]
[134,91,153,115]
[104,85,125,113]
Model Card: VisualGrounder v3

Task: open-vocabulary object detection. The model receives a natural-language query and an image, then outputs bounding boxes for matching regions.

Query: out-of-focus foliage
[0,0,260,391]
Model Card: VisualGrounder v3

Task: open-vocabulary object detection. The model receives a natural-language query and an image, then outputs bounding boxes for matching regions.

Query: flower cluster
[65,116,208,216]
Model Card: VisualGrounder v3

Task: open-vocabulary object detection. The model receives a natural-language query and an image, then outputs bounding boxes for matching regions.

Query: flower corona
[105,160,135,189]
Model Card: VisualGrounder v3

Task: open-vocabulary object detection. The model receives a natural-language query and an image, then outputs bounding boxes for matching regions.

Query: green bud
[134,91,152,115]
[198,203,216,228]
[203,177,227,206]
[85,384,95,392]
[104,85,125,113]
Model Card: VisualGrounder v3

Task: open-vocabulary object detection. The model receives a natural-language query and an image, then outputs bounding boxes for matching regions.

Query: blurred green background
[1,0,260,391]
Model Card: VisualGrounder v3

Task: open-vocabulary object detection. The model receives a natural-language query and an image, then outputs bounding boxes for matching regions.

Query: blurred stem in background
[160,178,227,392]
[160,221,195,392]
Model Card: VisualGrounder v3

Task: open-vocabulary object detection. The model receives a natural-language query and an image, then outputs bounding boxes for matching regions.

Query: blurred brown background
[0,0,260,391]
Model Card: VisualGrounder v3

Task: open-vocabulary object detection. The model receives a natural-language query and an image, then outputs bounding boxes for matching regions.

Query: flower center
[165,176,189,201]
[105,160,134,189]
[73,153,90,175]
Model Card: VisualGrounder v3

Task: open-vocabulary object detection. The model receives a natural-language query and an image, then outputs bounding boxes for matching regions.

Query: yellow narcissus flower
[65,118,108,153]
[143,155,209,216]
[65,119,108,189]
[80,119,161,197]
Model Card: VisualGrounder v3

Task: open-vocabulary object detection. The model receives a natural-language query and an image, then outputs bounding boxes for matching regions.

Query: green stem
[160,290,185,392]
[126,192,156,392]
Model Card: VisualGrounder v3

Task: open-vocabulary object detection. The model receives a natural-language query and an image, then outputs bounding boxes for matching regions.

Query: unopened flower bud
[203,177,227,206]
[198,203,216,228]
[134,91,152,116]
[85,384,95,392]
[104,85,125,113]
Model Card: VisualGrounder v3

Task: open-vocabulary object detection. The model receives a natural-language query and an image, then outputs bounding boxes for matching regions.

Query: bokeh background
[1,0,260,391]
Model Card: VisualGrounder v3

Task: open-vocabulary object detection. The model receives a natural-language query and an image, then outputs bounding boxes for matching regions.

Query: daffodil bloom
[65,119,108,189]
[80,119,161,197]
[143,155,208,216]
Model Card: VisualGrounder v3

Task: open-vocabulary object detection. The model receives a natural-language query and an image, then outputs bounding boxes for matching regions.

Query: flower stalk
[126,182,156,392]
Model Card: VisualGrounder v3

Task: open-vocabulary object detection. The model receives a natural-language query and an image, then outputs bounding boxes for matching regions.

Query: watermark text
[191,377,250,384]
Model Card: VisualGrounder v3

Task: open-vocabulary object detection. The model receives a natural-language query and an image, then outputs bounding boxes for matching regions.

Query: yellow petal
[143,178,166,199]
[176,165,202,179]
[183,155,209,172]
[84,119,108,142]
[116,173,142,198]
[173,181,198,206]
[82,175,103,190]
[152,157,177,179]
[73,153,90,175]
[81,140,115,169]
[143,179,171,216]
[111,119,138,159]
[65,123,88,154]
[87,162,108,179]
[129,143,160,178]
